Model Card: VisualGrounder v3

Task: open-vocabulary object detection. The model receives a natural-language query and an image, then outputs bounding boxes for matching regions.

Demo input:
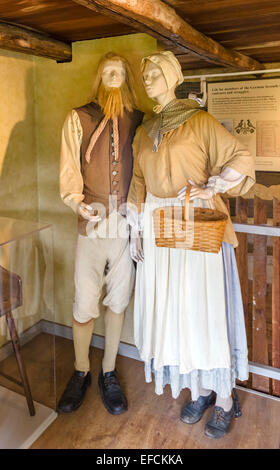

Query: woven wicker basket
[153,186,228,253]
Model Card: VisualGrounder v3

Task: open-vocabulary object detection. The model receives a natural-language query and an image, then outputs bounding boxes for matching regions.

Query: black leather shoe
[204,405,234,438]
[98,370,128,415]
[57,370,91,413]
[180,391,216,424]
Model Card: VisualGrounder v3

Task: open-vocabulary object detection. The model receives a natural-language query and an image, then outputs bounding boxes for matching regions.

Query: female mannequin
[127,51,255,438]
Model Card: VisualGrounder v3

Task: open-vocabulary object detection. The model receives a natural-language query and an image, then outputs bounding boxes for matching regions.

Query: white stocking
[215,394,233,412]
[199,387,212,397]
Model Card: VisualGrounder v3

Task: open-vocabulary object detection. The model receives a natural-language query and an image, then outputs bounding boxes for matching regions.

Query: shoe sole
[98,374,128,416]
[57,402,83,414]
[204,427,229,439]
[180,415,203,425]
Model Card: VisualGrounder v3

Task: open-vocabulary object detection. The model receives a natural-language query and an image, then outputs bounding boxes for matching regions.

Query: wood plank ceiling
[0,0,280,70]
[164,0,280,64]
[0,0,134,41]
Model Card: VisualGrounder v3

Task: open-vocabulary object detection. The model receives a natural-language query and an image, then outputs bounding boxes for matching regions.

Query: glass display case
[0,216,57,448]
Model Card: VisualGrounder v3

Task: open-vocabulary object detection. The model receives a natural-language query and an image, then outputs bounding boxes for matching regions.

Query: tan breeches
[72,215,135,373]
[73,230,135,323]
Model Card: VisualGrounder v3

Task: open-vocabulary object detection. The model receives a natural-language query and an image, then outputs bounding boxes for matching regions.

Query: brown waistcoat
[75,102,143,235]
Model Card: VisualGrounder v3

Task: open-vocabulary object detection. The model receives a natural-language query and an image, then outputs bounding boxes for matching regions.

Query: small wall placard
[208,78,280,171]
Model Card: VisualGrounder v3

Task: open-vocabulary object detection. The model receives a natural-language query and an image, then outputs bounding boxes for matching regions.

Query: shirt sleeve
[126,206,144,231]
[206,167,245,194]
[190,111,255,197]
[60,110,84,213]
[127,127,146,226]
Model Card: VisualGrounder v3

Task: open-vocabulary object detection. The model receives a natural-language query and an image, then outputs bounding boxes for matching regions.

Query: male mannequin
[58,52,143,414]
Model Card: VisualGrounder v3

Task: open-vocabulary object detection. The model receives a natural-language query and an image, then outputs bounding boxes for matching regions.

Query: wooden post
[72,0,263,71]
[252,197,270,393]
[272,198,280,396]
[0,22,72,62]
[235,197,249,332]
[5,311,35,416]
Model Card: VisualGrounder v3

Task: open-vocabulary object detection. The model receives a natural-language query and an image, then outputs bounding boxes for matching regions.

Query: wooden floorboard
[1,334,279,449]
[32,336,280,449]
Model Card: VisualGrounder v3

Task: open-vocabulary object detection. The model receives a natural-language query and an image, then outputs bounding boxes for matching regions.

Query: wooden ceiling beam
[72,0,263,71]
[0,22,72,62]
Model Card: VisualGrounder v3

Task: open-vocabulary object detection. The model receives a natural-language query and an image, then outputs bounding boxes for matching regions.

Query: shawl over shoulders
[128,109,255,247]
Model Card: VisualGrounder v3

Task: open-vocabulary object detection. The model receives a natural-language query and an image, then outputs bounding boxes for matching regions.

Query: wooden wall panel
[272,198,280,396]
[252,197,269,392]
[235,198,249,332]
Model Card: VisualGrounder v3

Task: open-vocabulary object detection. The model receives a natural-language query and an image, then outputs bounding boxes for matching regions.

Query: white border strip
[248,361,280,381]
[41,321,142,361]
[236,385,280,403]
[2,321,279,401]
[183,68,280,80]
[42,321,280,381]
[233,222,280,236]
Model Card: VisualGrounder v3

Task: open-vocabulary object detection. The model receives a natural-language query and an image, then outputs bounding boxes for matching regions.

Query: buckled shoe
[180,391,216,424]
[98,369,128,415]
[57,370,91,413]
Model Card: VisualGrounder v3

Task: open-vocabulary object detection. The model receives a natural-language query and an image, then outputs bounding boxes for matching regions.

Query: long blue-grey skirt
[143,242,248,400]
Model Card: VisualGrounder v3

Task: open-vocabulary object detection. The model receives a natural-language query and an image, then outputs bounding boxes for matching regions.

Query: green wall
[0,49,41,345]
[0,49,38,222]
[0,33,157,345]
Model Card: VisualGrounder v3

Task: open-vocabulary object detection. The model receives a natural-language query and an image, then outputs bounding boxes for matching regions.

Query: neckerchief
[142,98,201,151]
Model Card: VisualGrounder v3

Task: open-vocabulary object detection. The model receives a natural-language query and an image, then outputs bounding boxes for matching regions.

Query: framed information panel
[207,78,280,171]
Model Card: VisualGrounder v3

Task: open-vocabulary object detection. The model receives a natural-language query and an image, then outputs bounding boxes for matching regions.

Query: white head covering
[141,50,184,90]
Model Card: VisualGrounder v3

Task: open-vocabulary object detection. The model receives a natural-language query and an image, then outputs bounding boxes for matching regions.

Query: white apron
[134,192,231,375]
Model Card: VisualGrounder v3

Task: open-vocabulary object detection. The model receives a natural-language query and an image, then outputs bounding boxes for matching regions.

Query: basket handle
[184,185,192,221]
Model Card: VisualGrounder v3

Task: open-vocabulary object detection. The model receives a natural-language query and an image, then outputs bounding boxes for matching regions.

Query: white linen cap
[141,51,184,90]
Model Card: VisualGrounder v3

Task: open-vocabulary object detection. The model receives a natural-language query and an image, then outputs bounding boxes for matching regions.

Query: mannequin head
[143,60,178,108]
[101,59,126,88]
[141,51,184,108]
[142,61,169,99]
[92,52,138,118]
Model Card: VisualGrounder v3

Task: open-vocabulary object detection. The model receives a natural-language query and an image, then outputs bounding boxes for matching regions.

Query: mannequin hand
[177,180,215,201]
[77,202,102,223]
[130,227,144,263]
